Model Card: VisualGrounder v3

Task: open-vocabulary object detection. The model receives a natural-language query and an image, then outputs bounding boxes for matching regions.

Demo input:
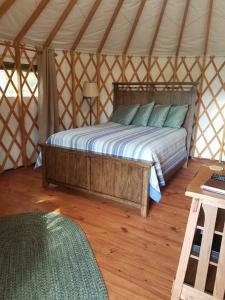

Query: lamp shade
[83,81,99,98]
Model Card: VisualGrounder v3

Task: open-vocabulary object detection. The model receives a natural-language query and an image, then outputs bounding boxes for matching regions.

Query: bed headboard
[113,82,198,156]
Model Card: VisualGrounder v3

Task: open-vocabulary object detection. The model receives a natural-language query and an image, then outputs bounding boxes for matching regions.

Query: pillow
[112,104,140,125]
[147,105,171,127]
[164,104,189,128]
[131,102,155,126]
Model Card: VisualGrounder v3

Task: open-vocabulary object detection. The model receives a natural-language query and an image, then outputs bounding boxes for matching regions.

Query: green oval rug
[0,212,108,300]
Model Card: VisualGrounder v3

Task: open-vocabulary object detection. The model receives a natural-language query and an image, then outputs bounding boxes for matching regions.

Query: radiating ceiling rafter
[173,0,191,80]
[203,0,214,56]
[14,0,50,44]
[44,0,78,48]
[0,0,16,18]
[97,0,123,54]
[175,0,191,58]
[123,0,146,55]
[71,0,102,51]
[0,0,221,56]
[149,0,168,57]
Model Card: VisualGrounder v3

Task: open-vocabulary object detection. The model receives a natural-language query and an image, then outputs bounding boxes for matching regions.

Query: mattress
[36,122,187,202]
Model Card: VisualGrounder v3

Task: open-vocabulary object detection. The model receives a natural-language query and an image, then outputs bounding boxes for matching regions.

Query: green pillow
[112,104,140,125]
[147,105,171,127]
[164,105,189,128]
[132,102,155,126]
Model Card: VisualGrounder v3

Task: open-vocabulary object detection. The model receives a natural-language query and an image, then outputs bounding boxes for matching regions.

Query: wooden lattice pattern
[19,47,39,164]
[124,56,148,82]
[99,55,123,123]
[73,52,97,127]
[1,42,225,171]
[195,57,225,160]
[0,44,23,171]
[55,50,73,131]
[175,57,202,83]
[174,57,203,156]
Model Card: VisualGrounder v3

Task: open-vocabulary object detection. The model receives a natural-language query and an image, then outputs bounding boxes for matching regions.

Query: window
[0,62,38,97]
[22,71,38,97]
[0,68,18,97]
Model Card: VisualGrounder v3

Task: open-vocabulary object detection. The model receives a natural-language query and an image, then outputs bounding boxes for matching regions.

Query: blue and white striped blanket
[36,122,187,202]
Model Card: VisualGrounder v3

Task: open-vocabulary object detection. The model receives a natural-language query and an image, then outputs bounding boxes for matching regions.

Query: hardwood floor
[0,158,208,299]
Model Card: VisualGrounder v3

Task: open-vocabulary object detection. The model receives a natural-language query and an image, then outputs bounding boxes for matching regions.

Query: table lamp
[83,81,99,126]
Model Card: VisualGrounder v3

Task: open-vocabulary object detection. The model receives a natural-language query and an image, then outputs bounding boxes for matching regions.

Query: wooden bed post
[141,168,150,218]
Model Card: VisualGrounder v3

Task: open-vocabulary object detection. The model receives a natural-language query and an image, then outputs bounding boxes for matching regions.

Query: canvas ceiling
[0,0,225,56]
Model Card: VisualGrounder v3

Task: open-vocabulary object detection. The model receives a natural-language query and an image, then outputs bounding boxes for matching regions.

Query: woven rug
[0,212,108,300]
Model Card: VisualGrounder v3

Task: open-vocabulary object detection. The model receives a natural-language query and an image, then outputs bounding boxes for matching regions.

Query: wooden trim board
[41,143,152,217]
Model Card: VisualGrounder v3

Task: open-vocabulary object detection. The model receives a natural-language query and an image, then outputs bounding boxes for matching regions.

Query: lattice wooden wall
[73,52,97,127]
[195,57,225,160]
[99,55,123,123]
[55,50,73,131]
[0,43,39,171]
[1,42,225,171]
[20,47,39,165]
[0,44,22,171]
[124,56,148,82]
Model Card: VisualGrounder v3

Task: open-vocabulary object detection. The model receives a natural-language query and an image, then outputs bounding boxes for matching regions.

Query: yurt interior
[0,0,225,299]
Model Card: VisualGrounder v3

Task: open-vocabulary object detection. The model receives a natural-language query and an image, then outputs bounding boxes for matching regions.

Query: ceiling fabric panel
[128,0,163,55]
[153,0,186,56]
[179,0,208,56]
[24,0,66,45]
[52,0,93,49]
[207,0,225,56]
[102,0,141,55]
[0,0,41,42]
[77,1,116,53]
[0,0,225,56]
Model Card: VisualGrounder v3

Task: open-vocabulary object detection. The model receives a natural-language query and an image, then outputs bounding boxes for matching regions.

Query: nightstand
[171,165,225,300]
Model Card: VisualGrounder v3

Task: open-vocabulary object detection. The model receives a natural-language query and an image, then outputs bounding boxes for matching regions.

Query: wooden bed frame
[40,82,198,217]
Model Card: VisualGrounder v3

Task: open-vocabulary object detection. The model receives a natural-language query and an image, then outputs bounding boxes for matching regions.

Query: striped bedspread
[36,122,187,202]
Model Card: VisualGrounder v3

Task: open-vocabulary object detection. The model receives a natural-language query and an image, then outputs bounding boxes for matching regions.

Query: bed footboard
[40,144,152,217]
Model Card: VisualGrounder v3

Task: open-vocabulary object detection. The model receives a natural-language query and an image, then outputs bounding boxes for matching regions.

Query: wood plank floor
[0,158,209,299]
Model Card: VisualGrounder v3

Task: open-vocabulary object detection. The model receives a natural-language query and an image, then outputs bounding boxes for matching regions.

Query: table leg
[171,198,201,300]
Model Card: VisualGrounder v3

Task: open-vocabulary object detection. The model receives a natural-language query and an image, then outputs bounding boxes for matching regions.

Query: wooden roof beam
[123,0,146,55]
[0,0,16,18]
[71,0,102,51]
[203,0,214,56]
[14,0,50,44]
[175,0,191,58]
[149,0,168,57]
[97,0,123,54]
[44,0,78,48]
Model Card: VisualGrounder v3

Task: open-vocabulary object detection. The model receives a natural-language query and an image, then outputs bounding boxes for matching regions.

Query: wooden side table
[171,165,225,300]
